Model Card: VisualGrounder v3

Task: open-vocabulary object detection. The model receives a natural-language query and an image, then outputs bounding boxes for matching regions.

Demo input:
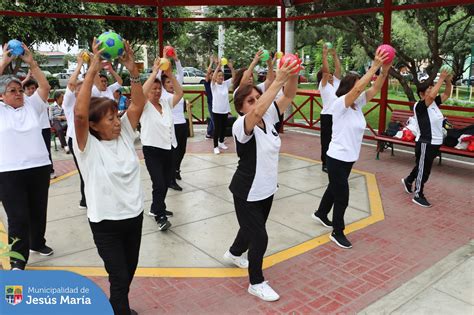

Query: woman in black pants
[141,58,183,231]
[63,53,87,209]
[224,59,299,302]
[211,60,235,154]
[0,44,53,270]
[74,40,146,315]
[312,49,391,249]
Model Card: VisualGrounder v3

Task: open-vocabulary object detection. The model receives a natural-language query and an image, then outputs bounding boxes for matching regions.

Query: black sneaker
[169,182,183,191]
[10,260,25,271]
[401,178,412,194]
[30,245,54,256]
[78,200,87,209]
[329,232,352,249]
[176,171,182,180]
[322,165,328,173]
[165,210,174,217]
[412,195,432,208]
[157,217,171,231]
[311,212,332,227]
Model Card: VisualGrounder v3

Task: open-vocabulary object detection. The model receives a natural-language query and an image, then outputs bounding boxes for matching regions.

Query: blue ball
[106,38,115,47]
[7,39,24,56]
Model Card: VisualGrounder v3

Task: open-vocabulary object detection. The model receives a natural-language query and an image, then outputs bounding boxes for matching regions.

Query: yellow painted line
[1,153,384,277]
[50,170,78,184]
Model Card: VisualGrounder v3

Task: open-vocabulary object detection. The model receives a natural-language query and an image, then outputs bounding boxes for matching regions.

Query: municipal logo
[5,285,23,305]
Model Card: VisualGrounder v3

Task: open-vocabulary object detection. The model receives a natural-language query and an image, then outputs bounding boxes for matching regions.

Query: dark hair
[416,80,434,99]
[99,74,108,80]
[234,84,263,115]
[317,70,323,84]
[233,68,247,90]
[335,73,360,97]
[89,97,118,140]
[22,79,38,89]
[53,91,64,100]
[161,73,169,84]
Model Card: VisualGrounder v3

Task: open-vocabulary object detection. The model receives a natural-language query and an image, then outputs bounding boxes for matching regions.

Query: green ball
[325,42,333,49]
[97,31,124,60]
[261,49,270,62]
[440,65,453,75]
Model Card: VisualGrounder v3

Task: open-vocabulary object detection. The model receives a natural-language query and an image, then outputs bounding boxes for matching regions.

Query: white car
[182,70,206,84]
[52,73,71,88]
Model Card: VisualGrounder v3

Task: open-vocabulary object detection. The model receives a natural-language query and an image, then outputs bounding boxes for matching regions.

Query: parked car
[183,67,206,77]
[52,73,71,88]
[298,70,308,83]
[182,70,206,84]
[462,76,474,86]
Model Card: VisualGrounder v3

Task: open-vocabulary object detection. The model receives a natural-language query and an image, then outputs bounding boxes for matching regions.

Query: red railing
[181,89,474,141]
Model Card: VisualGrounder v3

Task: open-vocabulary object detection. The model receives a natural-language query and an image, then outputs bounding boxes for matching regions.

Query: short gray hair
[0,75,22,94]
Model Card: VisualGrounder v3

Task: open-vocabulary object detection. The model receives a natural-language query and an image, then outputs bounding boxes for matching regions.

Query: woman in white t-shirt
[210,59,235,154]
[312,49,392,249]
[140,57,183,231]
[0,44,53,270]
[74,40,146,315]
[223,59,299,302]
[317,44,341,173]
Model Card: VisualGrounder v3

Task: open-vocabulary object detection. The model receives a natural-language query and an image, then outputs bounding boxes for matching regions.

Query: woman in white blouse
[312,49,392,249]
[141,57,183,231]
[74,40,146,315]
[0,44,53,270]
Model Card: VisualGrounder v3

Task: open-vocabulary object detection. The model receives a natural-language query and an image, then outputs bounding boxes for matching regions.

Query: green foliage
[0,231,25,263]
[223,28,261,68]
[47,76,59,89]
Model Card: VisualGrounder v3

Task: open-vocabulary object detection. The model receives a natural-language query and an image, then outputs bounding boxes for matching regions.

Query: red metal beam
[378,0,392,136]
[281,6,286,53]
[287,7,383,21]
[157,4,164,57]
[163,17,279,22]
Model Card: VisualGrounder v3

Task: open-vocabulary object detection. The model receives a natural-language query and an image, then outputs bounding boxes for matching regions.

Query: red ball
[377,44,396,64]
[279,53,302,74]
[165,45,175,58]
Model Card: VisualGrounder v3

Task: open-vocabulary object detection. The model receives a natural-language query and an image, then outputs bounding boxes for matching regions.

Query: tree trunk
[390,69,416,102]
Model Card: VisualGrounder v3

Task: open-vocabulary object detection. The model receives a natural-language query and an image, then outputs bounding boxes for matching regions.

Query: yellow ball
[221,57,228,66]
[276,51,284,59]
[159,58,170,71]
[82,52,90,62]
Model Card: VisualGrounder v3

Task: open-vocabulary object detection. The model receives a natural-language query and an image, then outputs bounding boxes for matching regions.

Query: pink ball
[377,44,396,64]
[279,53,302,74]
[164,45,175,58]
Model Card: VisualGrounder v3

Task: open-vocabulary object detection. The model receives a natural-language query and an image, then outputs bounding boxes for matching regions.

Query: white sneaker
[147,211,157,217]
[248,281,280,302]
[218,142,228,150]
[213,147,220,155]
[64,146,70,154]
[50,172,57,180]
[223,250,248,268]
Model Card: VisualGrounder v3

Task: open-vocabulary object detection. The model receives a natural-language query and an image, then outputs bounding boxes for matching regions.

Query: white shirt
[161,88,186,125]
[73,114,144,223]
[62,87,76,141]
[0,92,51,172]
[91,82,122,100]
[414,96,444,145]
[211,78,232,114]
[229,103,281,202]
[25,92,51,129]
[319,77,341,115]
[327,92,368,162]
[140,98,177,150]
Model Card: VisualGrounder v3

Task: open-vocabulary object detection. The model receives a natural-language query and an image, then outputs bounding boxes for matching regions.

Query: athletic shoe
[223,250,249,268]
[412,195,432,208]
[311,212,332,228]
[329,232,352,249]
[248,281,280,302]
[213,147,220,155]
[147,210,157,217]
[322,165,328,173]
[157,217,171,231]
[218,142,228,150]
[205,134,213,139]
[30,245,54,256]
[78,201,87,209]
[401,178,412,194]
[10,261,25,271]
[50,172,57,180]
[176,170,182,180]
[165,210,174,217]
[149,210,173,217]
[64,146,70,154]
[169,182,183,191]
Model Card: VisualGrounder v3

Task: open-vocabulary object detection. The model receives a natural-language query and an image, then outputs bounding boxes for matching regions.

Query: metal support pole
[157,5,164,57]
[378,0,392,135]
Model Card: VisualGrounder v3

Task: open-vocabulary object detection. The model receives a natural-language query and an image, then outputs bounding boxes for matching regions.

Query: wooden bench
[375,109,474,164]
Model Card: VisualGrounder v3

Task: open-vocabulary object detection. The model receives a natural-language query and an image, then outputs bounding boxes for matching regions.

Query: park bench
[375,109,474,164]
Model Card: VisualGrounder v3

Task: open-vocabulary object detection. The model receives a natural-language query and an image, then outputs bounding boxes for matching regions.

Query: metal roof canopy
[1,0,471,134]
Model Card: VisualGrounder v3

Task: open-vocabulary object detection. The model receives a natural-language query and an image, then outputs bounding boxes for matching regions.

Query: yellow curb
[1,153,384,276]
